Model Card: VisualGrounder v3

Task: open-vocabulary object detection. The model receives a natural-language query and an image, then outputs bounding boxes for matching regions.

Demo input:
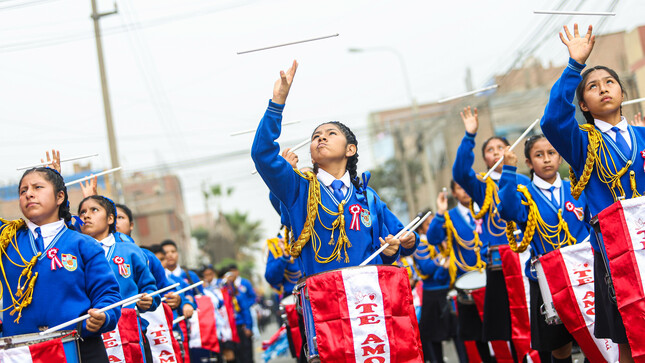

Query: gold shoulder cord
[0,219,40,323]
[289,170,352,263]
[570,124,640,200]
[469,173,506,237]
[266,237,283,259]
[506,185,576,253]
[443,213,486,287]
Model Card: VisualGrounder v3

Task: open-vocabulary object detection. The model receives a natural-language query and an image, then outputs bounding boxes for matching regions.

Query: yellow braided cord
[507,185,576,254]
[289,170,352,263]
[571,125,639,200]
[443,213,486,286]
[469,174,506,237]
[0,218,40,322]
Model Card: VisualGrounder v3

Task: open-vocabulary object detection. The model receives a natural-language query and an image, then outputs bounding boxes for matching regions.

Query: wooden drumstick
[17,153,99,171]
[160,281,204,302]
[252,138,310,175]
[65,167,122,187]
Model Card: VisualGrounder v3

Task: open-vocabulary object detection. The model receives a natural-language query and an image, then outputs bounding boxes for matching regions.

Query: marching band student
[114,203,186,312]
[251,60,419,275]
[78,196,160,313]
[0,164,122,363]
[541,24,645,362]
[162,239,205,297]
[223,264,257,363]
[412,210,452,363]
[427,184,491,362]
[453,106,530,351]
[497,135,590,363]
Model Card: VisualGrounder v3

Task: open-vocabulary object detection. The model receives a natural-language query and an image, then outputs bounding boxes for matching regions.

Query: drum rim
[295,264,401,288]
[0,330,79,348]
[454,269,486,290]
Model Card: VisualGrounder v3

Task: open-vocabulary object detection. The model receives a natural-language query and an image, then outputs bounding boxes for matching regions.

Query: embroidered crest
[641,150,645,172]
[349,204,362,231]
[47,248,63,271]
[113,256,131,278]
[361,208,372,227]
[61,254,77,271]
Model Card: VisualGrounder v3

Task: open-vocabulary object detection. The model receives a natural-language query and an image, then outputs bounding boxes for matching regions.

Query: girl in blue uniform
[541,24,645,362]
[1,166,122,363]
[427,183,491,362]
[452,106,531,347]
[251,60,419,276]
[497,135,590,363]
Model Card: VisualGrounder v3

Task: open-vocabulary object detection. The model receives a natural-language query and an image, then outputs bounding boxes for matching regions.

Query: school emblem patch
[565,201,584,222]
[361,209,372,227]
[61,254,77,272]
[113,256,131,278]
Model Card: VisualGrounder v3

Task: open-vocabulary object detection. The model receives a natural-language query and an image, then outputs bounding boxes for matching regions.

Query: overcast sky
[1,0,644,237]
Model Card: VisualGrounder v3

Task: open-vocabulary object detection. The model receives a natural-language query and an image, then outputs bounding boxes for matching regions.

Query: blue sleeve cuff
[567,58,586,73]
[268,100,285,113]
[464,131,476,139]
[434,214,446,221]
[502,165,517,173]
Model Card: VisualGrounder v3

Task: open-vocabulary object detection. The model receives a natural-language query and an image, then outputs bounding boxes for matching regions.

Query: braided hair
[19,167,73,225]
[311,121,362,191]
[78,195,118,234]
[575,66,625,125]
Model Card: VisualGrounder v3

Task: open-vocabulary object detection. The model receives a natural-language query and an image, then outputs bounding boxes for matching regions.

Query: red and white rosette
[47,247,63,271]
[349,204,362,231]
[113,256,128,276]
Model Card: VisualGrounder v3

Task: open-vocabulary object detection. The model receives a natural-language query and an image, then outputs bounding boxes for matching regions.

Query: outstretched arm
[497,147,528,223]
[452,106,487,204]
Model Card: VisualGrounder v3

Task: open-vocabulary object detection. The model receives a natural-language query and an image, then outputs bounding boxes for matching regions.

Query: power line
[0,0,61,11]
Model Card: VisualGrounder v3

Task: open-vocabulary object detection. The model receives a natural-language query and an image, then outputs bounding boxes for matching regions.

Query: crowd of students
[1,23,645,363]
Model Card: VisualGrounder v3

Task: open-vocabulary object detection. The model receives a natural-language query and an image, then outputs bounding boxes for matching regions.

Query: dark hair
[145,244,164,254]
[312,121,362,191]
[160,239,177,250]
[78,195,117,234]
[575,66,625,125]
[481,136,510,159]
[228,263,239,271]
[523,134,546,180]
[115,203,133,224]
[19,168,73,226]
[450,179,457,192]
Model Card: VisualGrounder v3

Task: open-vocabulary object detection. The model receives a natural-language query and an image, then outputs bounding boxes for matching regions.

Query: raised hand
[272,60,298,105]
[503,146,517,167]
[281,148,299,168]
[80,175,98,198]
[631,112,645,127]
[41,149,61,173]
[460,106,478,134]
[436,190,448,215]
[559,24,595,65]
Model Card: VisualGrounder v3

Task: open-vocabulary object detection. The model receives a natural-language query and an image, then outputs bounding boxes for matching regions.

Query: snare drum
[0,330,80,363]
[487,246,503,270]
[279,294,302,358]
[295,265,423,363]
[531,256,562,325]
[454,270,487,304]
[279,294,297,327]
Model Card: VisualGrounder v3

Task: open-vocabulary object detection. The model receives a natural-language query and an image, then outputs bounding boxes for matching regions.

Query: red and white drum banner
[142,303,183,363]
[102,308,144,363]
[307,265,423,362]
[0,337,67,363]
[598,196,645,362]
[471,288,514,363]
[220,288,240,343]
[539,242,619,363]
[499,246,541,363]
[188,295,220,353]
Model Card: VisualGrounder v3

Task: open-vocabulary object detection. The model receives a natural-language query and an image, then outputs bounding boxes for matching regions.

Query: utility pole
[90,0,123,202]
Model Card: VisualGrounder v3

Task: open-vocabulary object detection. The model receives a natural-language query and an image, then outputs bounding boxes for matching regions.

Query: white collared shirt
[595,117,631,149]
[487,170,502,181]
[25,218,65,249]
[167,264,183,278]
[317,168,351,198]
[99,233,116,256]
[456,203,473,223]
[532,173,562,205]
